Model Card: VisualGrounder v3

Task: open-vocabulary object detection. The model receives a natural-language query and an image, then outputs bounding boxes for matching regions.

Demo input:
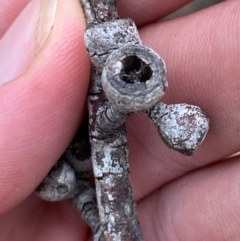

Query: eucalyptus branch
[36,1,210,241]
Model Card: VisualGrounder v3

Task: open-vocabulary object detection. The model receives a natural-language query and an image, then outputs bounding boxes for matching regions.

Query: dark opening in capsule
[121,56,152,84]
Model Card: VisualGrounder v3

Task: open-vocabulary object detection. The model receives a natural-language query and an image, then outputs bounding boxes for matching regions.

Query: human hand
[0,0,239,240]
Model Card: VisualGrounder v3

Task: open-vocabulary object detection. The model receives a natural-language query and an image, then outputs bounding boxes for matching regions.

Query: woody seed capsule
[101,44,168,113]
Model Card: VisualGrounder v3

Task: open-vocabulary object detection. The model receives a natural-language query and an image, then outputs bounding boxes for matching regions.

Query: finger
[138,156,240,240]
[0,195,89,241]
[117,0,192,26]
[0,0,31,38]
[127,0,240,200]
[0,0,90,214]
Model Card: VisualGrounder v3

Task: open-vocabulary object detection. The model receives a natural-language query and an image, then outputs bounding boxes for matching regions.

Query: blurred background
[167,0,224,18]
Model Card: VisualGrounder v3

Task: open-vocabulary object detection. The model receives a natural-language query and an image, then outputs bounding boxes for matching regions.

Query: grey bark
[88,68,142,240]
[82,1,209,240]
[36,1,210,240]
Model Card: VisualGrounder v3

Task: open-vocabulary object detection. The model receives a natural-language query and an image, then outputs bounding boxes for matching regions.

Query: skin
[0,0,240,240]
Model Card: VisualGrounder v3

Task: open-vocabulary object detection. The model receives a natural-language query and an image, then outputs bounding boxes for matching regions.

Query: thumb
[0,0,90,214]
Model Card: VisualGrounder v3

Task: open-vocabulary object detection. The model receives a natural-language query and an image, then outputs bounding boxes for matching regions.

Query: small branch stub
[101,44,168,113]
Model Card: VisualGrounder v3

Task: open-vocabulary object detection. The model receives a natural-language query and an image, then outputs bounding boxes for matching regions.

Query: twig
[37,1,210,240]
[88,68,143,240]
[82,1,209,240]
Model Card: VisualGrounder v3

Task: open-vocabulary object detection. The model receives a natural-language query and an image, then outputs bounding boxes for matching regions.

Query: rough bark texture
[80,0,118,25]
[84,19,140,69]
[88,68,142,240]
[81,1,148,240]
[36,1,210,241]
[81,2,209,239]
[147,103,210,155]
[72,181,100,234]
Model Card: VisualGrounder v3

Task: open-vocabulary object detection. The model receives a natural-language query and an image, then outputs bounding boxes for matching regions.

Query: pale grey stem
[81,1,145,240]
[81,0,209,240]
[88,68,142,241]
[80,0,98,25]
[96,103,128,141]
[80,0,118,25]
[37,0,210,240]
[82,1,167,239]
[87,41,168,240]
[146,102,210,155]
[72,181,101,234]
[89,0,118,23]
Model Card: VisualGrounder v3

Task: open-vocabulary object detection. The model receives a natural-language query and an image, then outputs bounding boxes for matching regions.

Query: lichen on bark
[36,1,210,241]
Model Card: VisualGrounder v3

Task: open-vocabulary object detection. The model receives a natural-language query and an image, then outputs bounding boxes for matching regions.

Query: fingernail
[36,0,58,53]
[0,0,58,85]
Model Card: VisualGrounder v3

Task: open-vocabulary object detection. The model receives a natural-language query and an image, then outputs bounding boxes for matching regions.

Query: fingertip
[0,0,90,213]
[117,0,192,26]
